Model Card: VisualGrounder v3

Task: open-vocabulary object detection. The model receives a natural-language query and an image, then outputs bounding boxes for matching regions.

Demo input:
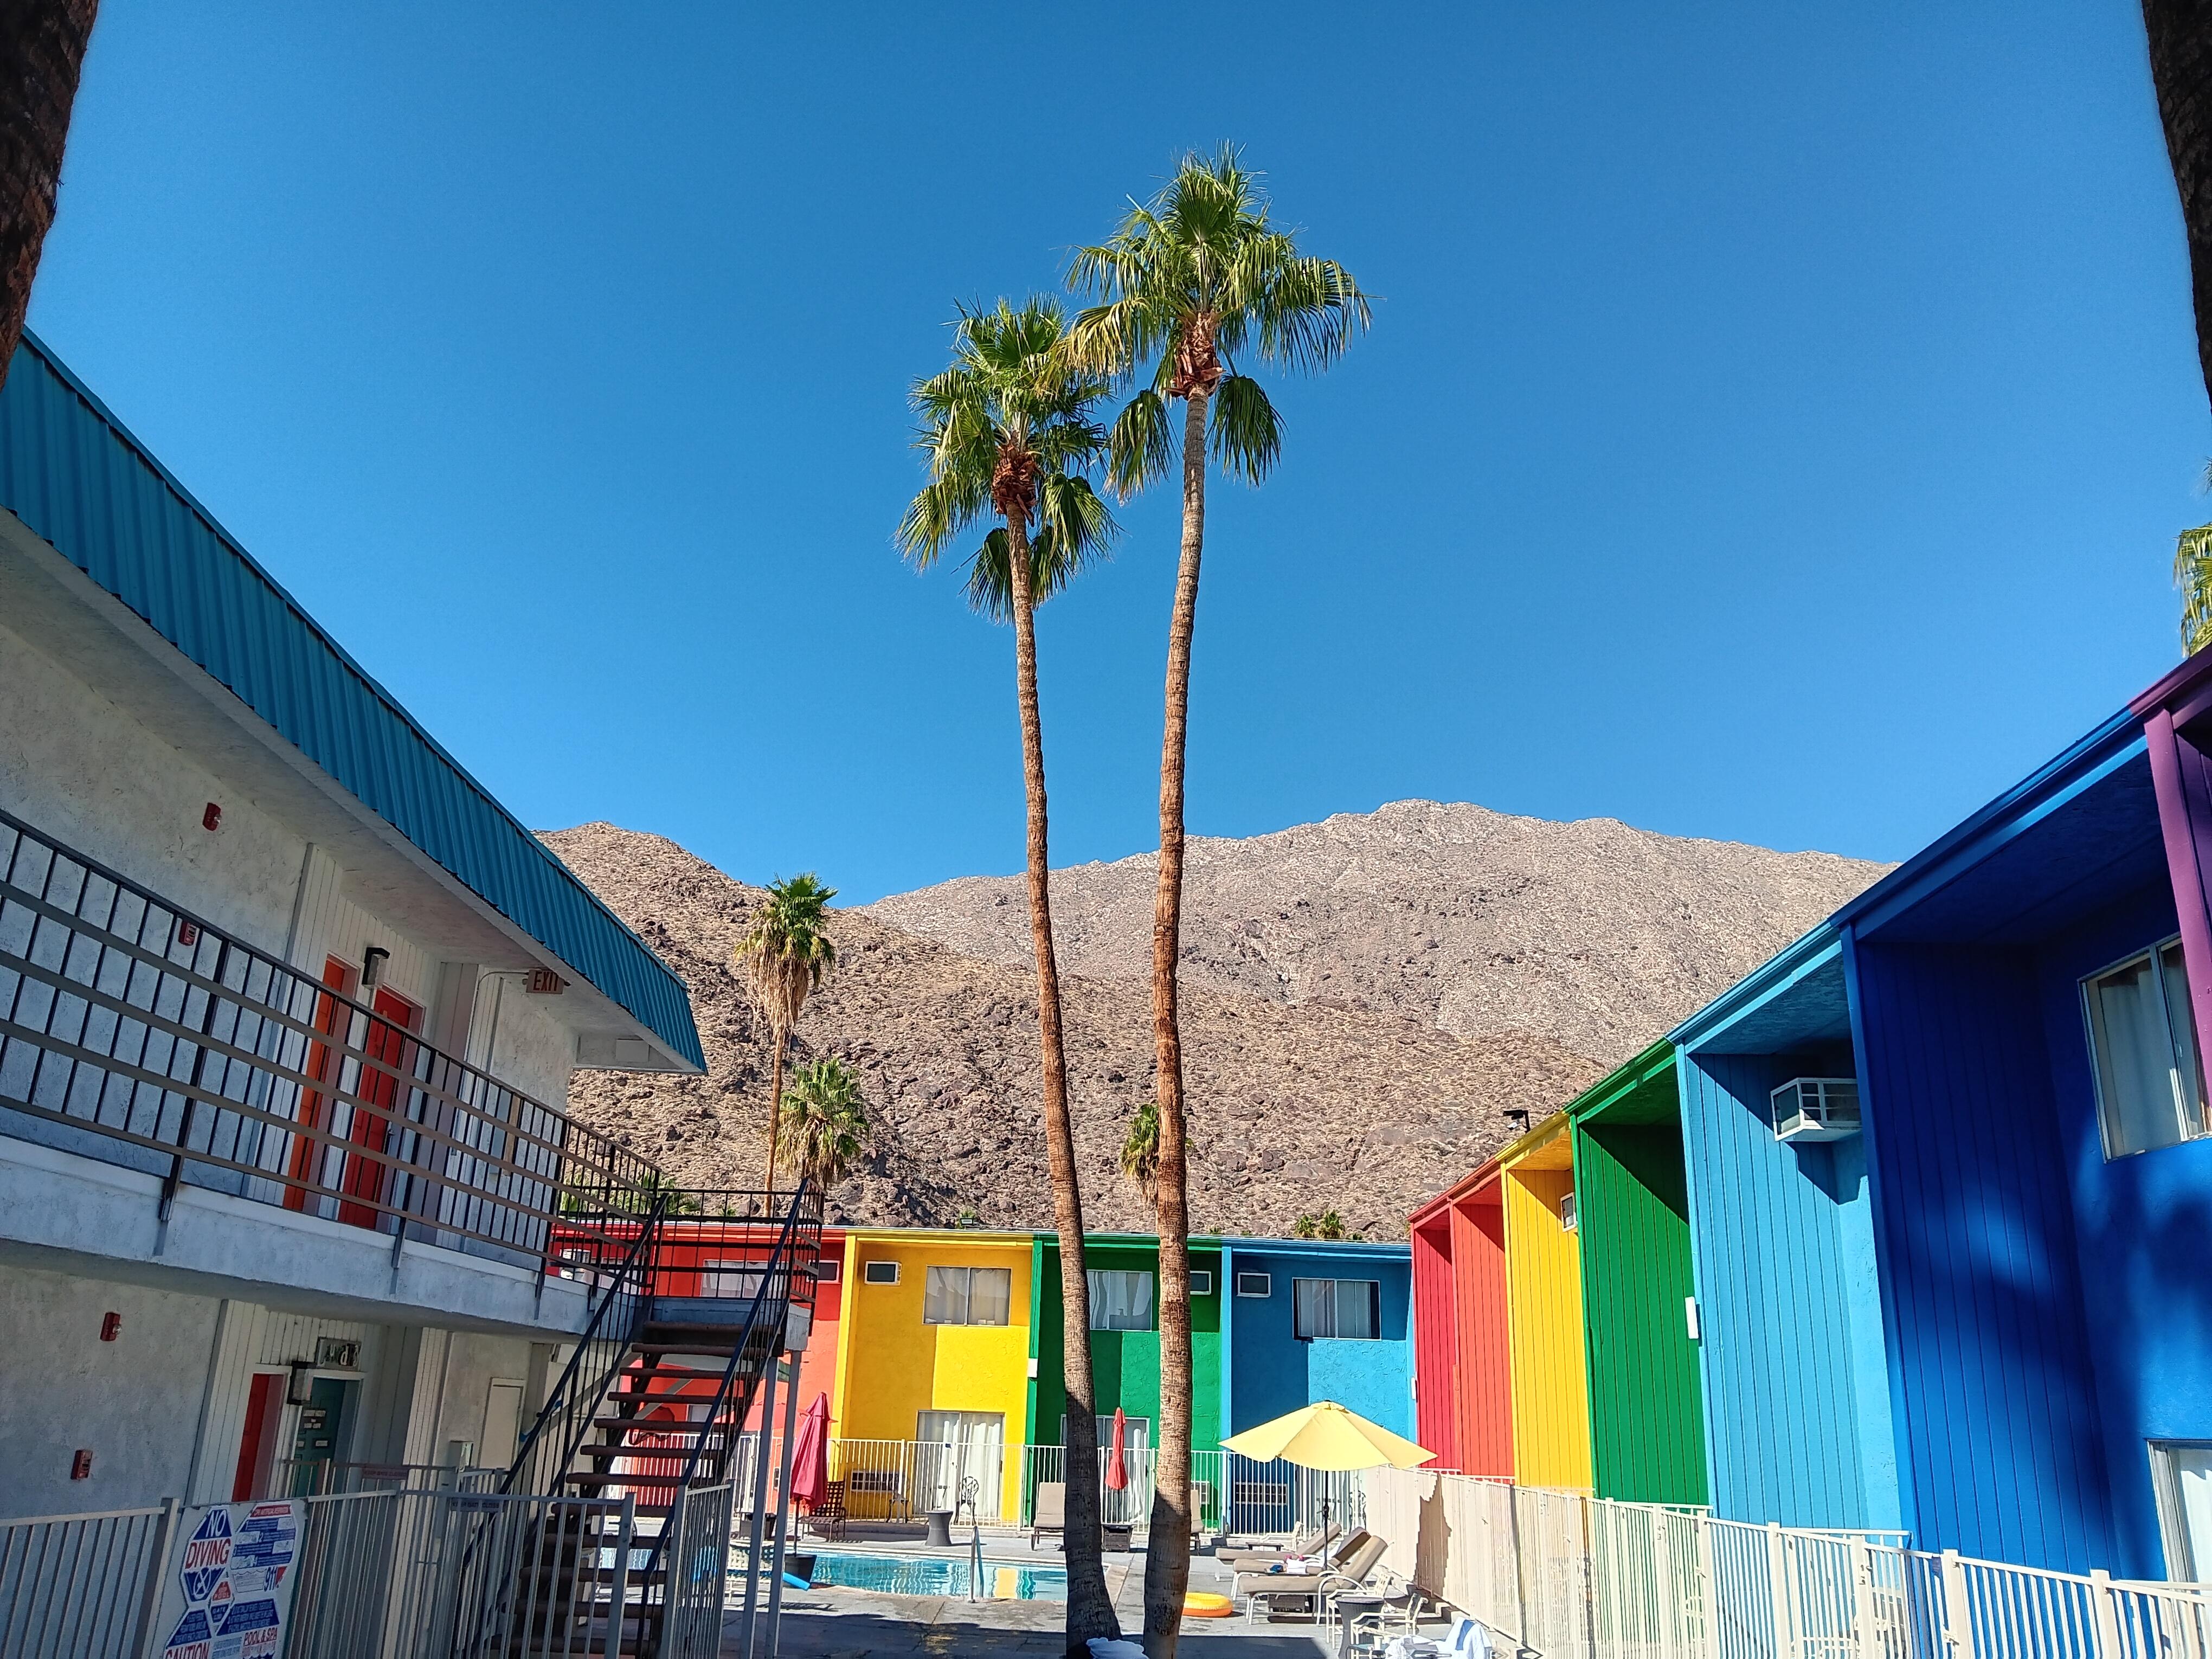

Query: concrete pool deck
[724,1543,1345,1657]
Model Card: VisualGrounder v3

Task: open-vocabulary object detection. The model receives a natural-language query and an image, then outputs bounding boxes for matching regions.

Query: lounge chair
[1030,1481,1064,1549]
[803,1478,847,1541]
[1237,1532,1389,1623]
[1217,1520,1345,1572]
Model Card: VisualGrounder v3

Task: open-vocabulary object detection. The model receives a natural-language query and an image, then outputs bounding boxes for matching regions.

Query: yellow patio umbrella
[1220,1401,1435,1472]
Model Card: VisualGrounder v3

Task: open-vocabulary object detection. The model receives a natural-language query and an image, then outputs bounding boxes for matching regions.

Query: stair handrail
[634,1180,819,1590]
[501,1189,669,1496]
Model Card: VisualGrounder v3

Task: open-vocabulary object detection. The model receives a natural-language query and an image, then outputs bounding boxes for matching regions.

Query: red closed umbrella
[1104,1406,1129,1492]
[790,1392,831,1512]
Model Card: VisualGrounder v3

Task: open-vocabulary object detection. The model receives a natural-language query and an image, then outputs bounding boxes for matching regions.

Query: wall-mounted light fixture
[288,1360,317,1406]
[361,947,390,991]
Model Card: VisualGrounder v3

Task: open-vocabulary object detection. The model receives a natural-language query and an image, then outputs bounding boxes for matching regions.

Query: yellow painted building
[1502,1115,1594,1491]
[829,1229,1036,1518]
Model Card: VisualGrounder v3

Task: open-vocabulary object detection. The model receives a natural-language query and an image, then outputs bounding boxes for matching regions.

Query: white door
[915,1411,1005,1517]
[481,1379,526,1471]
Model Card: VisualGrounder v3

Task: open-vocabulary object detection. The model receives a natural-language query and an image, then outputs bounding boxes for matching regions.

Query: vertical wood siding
[1575,1114,1707,1503]
[1449,1192,1514,1477]
[1411,1215,1460,1468]
[1504,1162,1592,1490]
[1679,1051,1892,1528]
[1854,938,2117,1572]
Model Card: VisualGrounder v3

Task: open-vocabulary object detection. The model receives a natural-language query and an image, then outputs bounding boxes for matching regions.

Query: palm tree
[779,1057,869,1195]
[2144,0,2212,407]
[734,873,837,1202]
[0,0,100,391]
[895,295,1123,1645]
[2179,522,2212,656]
[1069,147,1369,1656]
[1120,1100,1160,1202]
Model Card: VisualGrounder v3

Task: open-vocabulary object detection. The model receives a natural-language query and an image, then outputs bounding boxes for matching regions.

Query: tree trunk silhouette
[1142,387,1210,1658]
[2145,0,2212,403]
[0,0,99,390]
[1007,510,1118,1644]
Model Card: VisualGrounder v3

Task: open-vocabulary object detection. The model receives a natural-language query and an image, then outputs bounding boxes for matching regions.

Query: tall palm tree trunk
[1007,513,1119,1643]
[764,1023,786,1204]
[2145,0,2212,405]
[1142,389,1210,1658]
[0,0,98,391]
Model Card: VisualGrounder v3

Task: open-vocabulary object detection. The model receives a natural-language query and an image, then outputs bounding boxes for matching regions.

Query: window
[1088,1270,1155,1330]
[2084,937,2209,1158]
[1559,1193,1578,1232]
[863,1260,900,1285]
[1234,1271,1272,1298]
[1190,1270,1213,1296]
[1063,1414,1151,1456]
[698,1262,765,1300]
[2152,1443,2212,1581]
[924,1265,1012,1326]
[1294,1278,1380,1340]
[814,1258,841,1284]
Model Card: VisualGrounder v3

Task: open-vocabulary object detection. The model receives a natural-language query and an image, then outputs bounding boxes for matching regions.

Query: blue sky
[26,3,2210,902]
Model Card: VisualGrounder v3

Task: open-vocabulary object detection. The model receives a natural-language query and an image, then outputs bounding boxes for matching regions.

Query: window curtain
[968,1267,1012,1325]
[924,1265,969,1324]
[924,1265,1011,1326]
[1087,1270,1155,1330]
[1294,1278,1379,1339]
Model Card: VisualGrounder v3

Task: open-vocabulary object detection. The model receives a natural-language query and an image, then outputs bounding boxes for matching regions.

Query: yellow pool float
[1183,1592,1235,1618]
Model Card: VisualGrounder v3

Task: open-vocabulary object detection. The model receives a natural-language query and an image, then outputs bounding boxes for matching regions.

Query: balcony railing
[0,807,661,1269]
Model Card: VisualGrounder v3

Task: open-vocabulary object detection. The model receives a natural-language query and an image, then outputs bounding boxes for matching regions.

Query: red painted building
[1408,1162,1512,1477]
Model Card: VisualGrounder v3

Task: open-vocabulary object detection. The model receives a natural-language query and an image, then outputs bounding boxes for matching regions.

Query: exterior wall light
[361,946,390,990]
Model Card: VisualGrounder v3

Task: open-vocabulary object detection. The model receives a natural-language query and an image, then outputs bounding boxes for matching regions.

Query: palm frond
[779,1056,870,1194]
[1210,375,1281,485]
[2177,522,2212,655]
[1107,389,1175,498]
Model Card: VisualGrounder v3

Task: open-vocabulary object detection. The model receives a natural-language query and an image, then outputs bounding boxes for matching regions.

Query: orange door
[338,987,419,1230]
[284,958,354,1212]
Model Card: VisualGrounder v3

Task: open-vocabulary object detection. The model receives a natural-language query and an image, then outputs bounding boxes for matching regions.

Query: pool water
[803,1550,1069,1601]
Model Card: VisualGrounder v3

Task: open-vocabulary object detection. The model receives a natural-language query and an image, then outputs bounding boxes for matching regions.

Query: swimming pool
[800,1550,1069,1601]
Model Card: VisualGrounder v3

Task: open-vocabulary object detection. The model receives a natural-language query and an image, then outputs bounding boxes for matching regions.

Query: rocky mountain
[541,805,1885,1238]
[867,800,1886,1067]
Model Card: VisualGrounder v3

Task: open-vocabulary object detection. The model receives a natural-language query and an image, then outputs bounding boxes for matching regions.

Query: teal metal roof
[0,333,705,1070]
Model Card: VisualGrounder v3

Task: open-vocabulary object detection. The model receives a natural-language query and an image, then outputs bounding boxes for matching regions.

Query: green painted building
[1026,1233,1225,1461]
[1567,1043,1708,1505]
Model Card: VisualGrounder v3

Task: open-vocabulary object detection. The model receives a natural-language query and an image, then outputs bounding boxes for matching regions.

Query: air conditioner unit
[1770,1077,1860,1143]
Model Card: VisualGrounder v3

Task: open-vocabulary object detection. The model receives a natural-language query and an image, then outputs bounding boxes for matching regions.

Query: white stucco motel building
[0,333,704,1518]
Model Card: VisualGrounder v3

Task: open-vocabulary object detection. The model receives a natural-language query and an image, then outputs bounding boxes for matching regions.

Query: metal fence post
[605,1496,636,1659]
[131,1497,182,1659]
[1849,1538,1881,1659]
[1768,1522,1794,1659]
[740,1355,781,1659]
[2089,1568,2125,1658]
[764,1353,805,1653]
[1940,1548,1975,1659]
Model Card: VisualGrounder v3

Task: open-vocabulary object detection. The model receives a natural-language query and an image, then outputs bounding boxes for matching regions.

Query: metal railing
[0,1501,173,1659]
[1364,1466,2212,1659]
[505,1195,668,1498]
[0,808,663,1267]
[270,1458,504,1496]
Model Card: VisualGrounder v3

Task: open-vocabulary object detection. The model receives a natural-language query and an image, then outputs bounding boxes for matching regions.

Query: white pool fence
[1363,1465,2212,1659]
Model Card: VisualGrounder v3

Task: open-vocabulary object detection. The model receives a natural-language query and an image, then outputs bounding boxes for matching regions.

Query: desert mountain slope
[542,823,1602,1238]
[865,800,1888,1066]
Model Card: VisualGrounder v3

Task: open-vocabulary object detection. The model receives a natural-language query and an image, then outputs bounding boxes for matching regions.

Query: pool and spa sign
[155,1500,303,1659]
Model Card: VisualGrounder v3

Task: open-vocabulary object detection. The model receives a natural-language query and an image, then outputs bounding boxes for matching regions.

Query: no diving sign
[153,1500,303,1659]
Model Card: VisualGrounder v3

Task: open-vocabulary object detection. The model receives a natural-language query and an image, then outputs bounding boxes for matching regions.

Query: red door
[233,1372,282,1500]
[284,958,354,1212]
[339,987,419,1230]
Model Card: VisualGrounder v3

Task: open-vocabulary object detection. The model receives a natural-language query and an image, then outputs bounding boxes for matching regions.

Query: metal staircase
[481,1183,824,1658]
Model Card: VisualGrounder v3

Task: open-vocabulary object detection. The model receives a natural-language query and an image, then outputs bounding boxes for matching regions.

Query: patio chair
[1217,1519,1343,1571]
[803,1478,847,1541]
[1030,1481,1065,1549]
[1236,1531,1388,1623]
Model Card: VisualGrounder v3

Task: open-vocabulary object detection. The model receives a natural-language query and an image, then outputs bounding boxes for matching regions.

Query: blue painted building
[1218,1239,1414,1440]
[1675,654,2212,1580]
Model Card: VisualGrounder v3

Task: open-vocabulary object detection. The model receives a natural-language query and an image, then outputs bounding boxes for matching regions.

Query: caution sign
[153,1500,303,1659]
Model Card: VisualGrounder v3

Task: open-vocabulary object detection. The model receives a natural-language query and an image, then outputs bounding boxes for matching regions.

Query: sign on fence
[151,1500,303,1659]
